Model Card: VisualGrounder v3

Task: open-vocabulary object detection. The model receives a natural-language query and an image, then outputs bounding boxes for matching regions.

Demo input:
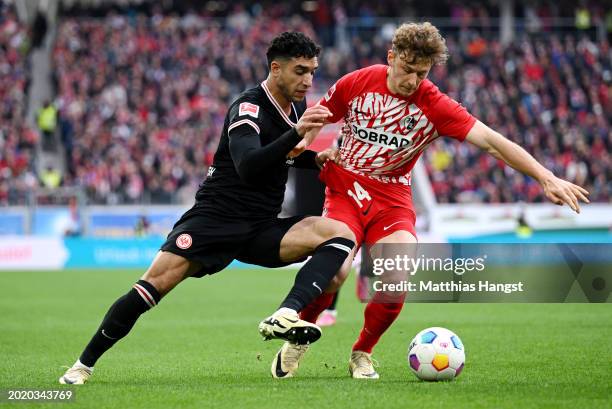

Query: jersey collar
[261,80,298,127]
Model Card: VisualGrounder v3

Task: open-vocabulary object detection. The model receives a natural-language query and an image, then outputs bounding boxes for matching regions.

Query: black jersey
[194,81,318,219]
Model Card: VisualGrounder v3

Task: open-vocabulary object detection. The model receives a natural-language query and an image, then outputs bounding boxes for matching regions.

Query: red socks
[300,291,405,355]
[299,292,335,323]
[352,300,404,354]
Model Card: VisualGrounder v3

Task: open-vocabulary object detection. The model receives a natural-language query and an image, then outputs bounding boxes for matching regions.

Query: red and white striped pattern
[133,283,157,309]
[339,92,438,185]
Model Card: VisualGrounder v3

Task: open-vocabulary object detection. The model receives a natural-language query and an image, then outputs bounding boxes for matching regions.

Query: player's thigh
[277,215,355,263]
[158,210,249,288]
[365,206,417,246]
[236,216,308,267]
[375,229,418,245]
[142,251,202,297]
[237,215,355,266]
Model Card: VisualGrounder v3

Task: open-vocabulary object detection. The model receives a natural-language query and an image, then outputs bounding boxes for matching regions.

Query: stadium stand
[52,12,317,204]
[0,3,39,205]
[425,32,611,203]
[2,0,610,205]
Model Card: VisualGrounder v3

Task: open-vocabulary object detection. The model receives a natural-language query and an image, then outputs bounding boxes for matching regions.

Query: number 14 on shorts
[347,181,372,209]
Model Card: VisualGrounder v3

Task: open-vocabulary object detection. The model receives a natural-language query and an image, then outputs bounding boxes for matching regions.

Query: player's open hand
[315,147,343,169]
[539,174,590,213]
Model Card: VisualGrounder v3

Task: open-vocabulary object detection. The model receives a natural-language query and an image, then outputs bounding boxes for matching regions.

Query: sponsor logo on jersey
[207,166,216,177]
[176,233,193,250]
[351,124,413,149]
[239,102,260,118]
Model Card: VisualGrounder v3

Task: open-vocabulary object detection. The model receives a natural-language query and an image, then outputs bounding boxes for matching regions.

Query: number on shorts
[347,181,372,208]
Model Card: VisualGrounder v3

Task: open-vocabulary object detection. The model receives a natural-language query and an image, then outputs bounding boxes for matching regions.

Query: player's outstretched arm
[465,120,590,213]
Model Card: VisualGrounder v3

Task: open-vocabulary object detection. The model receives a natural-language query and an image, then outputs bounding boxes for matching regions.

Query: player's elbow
[485,144,503,160]
[235,165,256,185]
[481,130,507,160]
[235,159,264,185]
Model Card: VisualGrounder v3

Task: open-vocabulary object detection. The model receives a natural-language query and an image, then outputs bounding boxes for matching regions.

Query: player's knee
[373,290,407,305]
[335,224,356,243]
[320,219,356,243]
[141,273,175,297]
[141,251,192,296]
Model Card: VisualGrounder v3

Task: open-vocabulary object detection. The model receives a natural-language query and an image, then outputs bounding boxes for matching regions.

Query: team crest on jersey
[176,234,192,250]
[239,102,260,118]
[401,115,417,131]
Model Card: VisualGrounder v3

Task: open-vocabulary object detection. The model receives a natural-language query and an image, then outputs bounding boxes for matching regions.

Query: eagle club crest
[402,115,416,132]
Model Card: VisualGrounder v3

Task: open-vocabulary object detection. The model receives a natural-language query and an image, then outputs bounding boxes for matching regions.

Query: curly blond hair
[392,22,448,65]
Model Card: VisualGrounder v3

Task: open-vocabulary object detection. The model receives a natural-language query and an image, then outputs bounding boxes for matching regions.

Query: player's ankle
[274,307,297,317]
[74,360,93,371]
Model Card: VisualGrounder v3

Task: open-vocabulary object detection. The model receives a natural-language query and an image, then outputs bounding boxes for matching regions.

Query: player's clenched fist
[295,105,331,138]
[315,147,343,169]
[289,105,331,158]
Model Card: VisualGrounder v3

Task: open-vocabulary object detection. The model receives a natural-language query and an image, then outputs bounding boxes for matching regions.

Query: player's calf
[258,236,354,345]
[59,279,161,385]
[59,251,197,384]
[278,236,355,312]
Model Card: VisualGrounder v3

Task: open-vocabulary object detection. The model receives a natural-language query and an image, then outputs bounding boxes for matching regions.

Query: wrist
[536,169,555,185]
[315,153,323,169]
[294,126,305,138]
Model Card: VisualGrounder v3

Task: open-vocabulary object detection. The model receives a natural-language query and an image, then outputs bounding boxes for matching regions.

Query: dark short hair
[266,32,320,68]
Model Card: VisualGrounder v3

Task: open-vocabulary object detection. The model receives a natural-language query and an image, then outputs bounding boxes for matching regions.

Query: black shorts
[160,208,307,277]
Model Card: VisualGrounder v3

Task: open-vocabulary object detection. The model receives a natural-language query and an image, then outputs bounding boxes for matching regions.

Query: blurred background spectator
[1,0,610,205]
[0,0,39,205]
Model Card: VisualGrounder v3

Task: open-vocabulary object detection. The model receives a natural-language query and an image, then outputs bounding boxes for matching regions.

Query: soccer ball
[408,327,465,381]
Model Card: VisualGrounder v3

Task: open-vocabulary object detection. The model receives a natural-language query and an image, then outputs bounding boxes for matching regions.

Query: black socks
[79,280,161,367]
[280,237,354,312]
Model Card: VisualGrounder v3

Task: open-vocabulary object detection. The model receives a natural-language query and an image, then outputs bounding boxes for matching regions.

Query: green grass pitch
[1,268,610,409]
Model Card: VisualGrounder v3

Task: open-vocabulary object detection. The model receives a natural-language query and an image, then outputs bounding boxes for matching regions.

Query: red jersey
[319,65,476,186]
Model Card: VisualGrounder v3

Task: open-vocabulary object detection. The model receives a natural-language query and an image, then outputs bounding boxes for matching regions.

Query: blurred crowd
[423,33,610,203]
[1,0,610,205]
[0,3,38,205]
[53,12,316,204]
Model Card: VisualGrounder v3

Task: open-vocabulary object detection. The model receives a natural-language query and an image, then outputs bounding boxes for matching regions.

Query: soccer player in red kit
[268,22,589,379]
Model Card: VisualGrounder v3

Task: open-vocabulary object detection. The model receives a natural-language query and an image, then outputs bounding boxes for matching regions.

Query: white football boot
[258,310,321,345]
[59,362,93,385]
[349,351,379,379]
[271,342,309,379]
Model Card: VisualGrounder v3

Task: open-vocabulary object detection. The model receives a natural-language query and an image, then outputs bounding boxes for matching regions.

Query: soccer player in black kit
[59,32,355,385]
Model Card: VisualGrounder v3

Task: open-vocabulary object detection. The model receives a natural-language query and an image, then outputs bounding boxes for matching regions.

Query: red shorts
[319,163,417,245]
